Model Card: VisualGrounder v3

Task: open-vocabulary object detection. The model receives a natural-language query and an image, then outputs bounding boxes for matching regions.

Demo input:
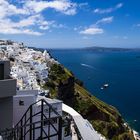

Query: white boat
[103,84,109,88]
[101,83,109,90]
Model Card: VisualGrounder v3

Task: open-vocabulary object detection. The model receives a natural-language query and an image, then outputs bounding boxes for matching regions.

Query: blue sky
[0,0,140,48]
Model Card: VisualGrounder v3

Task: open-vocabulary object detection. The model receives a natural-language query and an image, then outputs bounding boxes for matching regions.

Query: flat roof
[37,96,62,105]
[17,90,38,96]
[14,94,35,97]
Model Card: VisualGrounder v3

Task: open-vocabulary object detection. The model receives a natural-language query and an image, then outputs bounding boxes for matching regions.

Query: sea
[49,49,140,133]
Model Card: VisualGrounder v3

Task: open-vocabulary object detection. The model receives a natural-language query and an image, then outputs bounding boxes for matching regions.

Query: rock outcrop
[57,76,75,107]
[45,63,135,140]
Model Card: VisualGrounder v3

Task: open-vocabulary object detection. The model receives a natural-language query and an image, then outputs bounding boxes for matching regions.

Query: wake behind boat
[81,63,97,70]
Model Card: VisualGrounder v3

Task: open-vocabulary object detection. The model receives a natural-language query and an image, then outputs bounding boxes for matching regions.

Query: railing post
[21,119,23,140]
[17,125,19,139]
[14,129,16,140]
[33,123,35,140]
[58,117,62,140]
[24,115,26,140]
[40,100,44,139]
[48,107,51,140]
[30,105,33,140]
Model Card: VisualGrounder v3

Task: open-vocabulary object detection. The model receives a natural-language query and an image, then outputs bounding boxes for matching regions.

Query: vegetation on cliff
[43,63,135,140]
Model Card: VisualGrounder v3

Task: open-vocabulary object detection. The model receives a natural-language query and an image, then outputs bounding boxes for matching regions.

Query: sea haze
[49,48,140,133]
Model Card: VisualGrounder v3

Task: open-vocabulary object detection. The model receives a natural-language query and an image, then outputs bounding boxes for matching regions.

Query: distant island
[83,46,140,52]
[43,46,140,52]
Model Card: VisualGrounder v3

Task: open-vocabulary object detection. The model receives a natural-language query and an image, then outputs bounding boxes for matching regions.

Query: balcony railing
[0,99,62,140]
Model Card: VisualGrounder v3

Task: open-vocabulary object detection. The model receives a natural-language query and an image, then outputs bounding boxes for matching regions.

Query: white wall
[13,94,36,125]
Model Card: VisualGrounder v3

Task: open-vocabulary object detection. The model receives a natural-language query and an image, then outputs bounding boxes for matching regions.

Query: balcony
[0,78,16,98]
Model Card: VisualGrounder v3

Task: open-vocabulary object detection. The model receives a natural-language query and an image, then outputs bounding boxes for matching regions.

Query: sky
[0,0,140,48]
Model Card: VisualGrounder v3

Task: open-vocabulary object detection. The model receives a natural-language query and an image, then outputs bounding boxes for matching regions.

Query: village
[0,40,57,93]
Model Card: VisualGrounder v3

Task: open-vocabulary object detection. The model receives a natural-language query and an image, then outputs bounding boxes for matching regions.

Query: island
[0,40,138,140]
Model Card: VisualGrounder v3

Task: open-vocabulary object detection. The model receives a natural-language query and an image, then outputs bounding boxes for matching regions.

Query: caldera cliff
[43,63,135,140]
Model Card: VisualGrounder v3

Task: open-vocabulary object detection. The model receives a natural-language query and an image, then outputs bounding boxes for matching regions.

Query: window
[19,100,24,106]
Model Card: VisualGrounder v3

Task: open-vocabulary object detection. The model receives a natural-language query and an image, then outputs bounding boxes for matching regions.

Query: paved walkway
[71,123,78,140]
[62,103,105,140]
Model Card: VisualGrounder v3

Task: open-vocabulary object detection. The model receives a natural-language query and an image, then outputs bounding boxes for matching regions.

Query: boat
[103,84,109,88]
[101,83,109,90]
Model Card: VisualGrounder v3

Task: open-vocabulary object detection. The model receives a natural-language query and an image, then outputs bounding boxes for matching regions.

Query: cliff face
[57,76,75,106]
[74,84,135,140]
[45,63,135,140]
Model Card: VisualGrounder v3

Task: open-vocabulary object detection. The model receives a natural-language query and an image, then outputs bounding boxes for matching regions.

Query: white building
[13,90,71,140]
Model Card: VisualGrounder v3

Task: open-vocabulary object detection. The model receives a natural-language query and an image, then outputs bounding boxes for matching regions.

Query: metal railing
[0,99,62,140]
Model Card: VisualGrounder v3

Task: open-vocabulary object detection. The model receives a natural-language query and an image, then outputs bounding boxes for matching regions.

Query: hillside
[0,40,135,139]
[43,63,135,140]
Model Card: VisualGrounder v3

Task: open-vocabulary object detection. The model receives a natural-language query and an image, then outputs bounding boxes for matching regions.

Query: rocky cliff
[44,63,135,140]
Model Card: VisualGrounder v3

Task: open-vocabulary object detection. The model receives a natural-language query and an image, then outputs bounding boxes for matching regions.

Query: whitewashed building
[13,90,71,140]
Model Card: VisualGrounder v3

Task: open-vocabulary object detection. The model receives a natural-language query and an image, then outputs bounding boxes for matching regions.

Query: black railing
[0,99,62,140]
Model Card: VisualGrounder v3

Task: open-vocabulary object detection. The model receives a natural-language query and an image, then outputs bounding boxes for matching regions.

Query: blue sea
[49,49,140,133]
